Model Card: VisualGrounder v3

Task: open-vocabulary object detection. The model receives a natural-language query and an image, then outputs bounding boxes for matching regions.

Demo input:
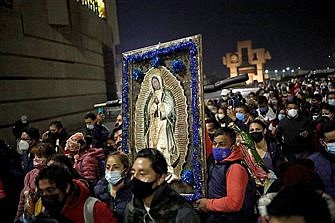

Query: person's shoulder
[25,168,40,180]
[86,147,105,159]
[96,124,109,132]
[117,182,133,196]
[93,199,118,223]
[94,178,108,193]
[94,198,110,209]
[166,194,196,213]
[266,135,280,144]
[176,205,202,223]
[227,162,248,175]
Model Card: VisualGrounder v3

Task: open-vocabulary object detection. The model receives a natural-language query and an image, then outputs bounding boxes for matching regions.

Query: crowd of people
[0,111,126,222]
[203,76,335,222]
[0,76,335,223]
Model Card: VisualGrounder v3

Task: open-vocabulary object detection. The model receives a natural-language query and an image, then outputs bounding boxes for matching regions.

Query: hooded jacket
[124,182,201,223]
[61,179,117,223]
[74,148,105,184]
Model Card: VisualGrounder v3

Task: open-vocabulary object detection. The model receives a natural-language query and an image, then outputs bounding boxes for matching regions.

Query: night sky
[115,0,335,82]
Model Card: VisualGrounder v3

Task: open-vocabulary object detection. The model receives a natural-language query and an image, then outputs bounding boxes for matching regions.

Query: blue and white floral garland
[122,39,202,201]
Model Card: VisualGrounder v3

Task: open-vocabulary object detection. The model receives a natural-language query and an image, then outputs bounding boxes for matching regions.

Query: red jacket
[62,180,117,223]
[206,147,249,212]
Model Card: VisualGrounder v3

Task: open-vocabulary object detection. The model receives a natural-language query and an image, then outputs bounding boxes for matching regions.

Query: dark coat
[84,124,109,149]
[124,182,201,223]
[94,178,132,223]
[265,136,285,174]
[276,113,314,154]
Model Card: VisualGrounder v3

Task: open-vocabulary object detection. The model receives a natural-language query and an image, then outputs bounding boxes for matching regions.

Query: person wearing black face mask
[124,148,201,223]
[249,120,284,176]
[41,121,69,153]
[35,165,117,223]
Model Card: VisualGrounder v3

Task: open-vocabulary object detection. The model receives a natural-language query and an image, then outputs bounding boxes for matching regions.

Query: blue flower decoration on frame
[172,59,184,73]
[181,169,194,186]
[122,38,202,201]
[132,68,144,83]
[150,56,163,68]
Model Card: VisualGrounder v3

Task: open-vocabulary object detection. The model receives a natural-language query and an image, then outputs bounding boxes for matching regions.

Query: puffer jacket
[124,182,201,223]
[74,148,105,185]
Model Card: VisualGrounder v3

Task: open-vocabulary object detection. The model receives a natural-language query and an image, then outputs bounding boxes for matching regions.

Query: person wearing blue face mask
[94,151,132,223]
[256,96,277,132]
[227,104,250,131]
[196,127,258,223]
[317,120,335,198]
[277,109,286,122]
[327,91,335,107]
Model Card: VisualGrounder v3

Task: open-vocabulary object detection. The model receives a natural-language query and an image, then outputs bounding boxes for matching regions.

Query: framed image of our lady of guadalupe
[121,35,206,201]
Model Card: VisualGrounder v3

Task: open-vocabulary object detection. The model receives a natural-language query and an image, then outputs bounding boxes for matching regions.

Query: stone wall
[0,0,119,146]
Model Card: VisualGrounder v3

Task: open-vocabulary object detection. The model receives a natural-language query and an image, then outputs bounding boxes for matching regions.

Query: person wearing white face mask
[275,98,314,162]
[94,151,132,223]
[215,106,230,127]
[18,127,41,174]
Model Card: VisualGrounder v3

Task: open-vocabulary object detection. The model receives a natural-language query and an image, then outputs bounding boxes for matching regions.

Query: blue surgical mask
[212,147,231,161]
[236,112,245,122]
[278,114,285,121]
[105,170,123,185]
[326,142,335,156]
[328,99,335,106]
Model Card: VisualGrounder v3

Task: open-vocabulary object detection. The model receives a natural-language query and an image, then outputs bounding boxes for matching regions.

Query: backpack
[83,196,99,223]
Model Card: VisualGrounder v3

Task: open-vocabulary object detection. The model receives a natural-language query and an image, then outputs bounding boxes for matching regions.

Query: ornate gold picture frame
[121,35,206,201]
